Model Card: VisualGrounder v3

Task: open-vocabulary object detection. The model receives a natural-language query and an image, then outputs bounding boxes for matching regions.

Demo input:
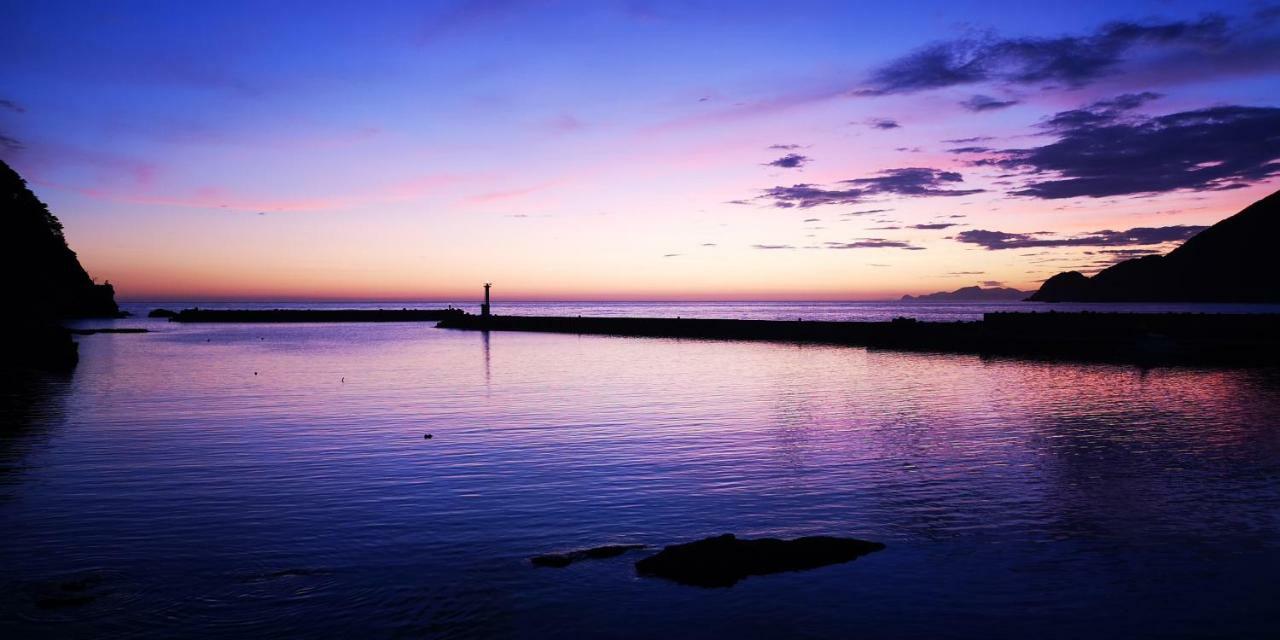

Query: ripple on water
[1,323,1279,637]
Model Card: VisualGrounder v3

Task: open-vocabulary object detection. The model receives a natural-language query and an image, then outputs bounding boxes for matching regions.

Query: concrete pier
[170,308,466,323]
[437,312,1280,365]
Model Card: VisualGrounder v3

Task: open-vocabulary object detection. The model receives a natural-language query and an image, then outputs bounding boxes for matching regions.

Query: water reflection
[0,326,1277,638]
[0,370,71,488]
[482,330,490,386]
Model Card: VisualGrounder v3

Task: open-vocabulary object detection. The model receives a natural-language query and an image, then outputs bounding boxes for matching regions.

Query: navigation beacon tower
[482,282,492,317]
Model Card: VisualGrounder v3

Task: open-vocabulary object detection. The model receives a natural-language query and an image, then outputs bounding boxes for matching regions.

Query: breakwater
[437,312,1280,365]
[170,308,467,323]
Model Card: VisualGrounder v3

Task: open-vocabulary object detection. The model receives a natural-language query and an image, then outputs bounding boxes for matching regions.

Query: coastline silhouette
[1029,189,1280,302]
[1,160,121,370]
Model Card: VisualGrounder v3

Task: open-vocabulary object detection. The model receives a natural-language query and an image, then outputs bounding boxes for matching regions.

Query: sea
[2,300,1279,638]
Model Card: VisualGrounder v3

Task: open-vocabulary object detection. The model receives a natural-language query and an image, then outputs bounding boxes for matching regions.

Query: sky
[2,0,1278,301]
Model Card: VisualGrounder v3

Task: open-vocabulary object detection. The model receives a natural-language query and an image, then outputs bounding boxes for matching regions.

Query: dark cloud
[866,118,901,129]
[700,242,718,247]
[858,15,1242,95]
[960,94,1019,111]
[663,253,681,257]
[844,168,984,197]
[0,99,24,113]
[0,133,22,151]
[910,222,958,230]
[842,208,891,216]
[992,100,1280,198]
[947,146,992,154]
[753,244,795,250]
[981,280,1005,287]
[826,239,923,250]
[868,225,902,230]
[1085,247,1163,264]
[768,143,801,150]
[1040,91,1161,130]
[1094,248,1159,256]
[802,217,820,222]
[765,153,811,169]
[954,224,1206,250]
[760,167,982,208]
[759,184,863,208]
[943,136,994,144]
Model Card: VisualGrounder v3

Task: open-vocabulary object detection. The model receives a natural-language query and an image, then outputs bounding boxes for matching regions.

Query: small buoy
[340,377,345,383]
[254,371,258,375]
[423,434,433,439]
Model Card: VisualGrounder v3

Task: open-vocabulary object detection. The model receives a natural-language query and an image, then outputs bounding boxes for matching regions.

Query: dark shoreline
[169,308,467,323]
[437,311,1280,366]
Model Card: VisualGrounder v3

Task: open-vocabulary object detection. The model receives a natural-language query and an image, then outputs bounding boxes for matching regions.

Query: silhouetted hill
[1,160,119,317]
[903,286,1030,302]
[2,159,119,369]
[1029,189,1280,302]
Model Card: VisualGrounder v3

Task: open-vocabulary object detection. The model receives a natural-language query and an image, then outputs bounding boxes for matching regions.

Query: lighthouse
[482,282,492,317]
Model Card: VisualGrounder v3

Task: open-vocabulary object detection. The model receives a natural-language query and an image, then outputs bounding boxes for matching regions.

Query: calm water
[117,299,1280,322]
[3,309,1280,638]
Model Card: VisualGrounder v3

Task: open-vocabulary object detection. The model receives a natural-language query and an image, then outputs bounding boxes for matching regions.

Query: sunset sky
[2,0,1278,301]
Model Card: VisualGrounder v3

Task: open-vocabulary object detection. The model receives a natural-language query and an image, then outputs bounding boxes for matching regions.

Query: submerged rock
[148,308,177,318]
[634,533,884,587]
[30,571,108,609]
[531,544,647,568]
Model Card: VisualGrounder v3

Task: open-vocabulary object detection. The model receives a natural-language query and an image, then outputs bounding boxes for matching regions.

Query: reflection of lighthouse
[482,282,492,317]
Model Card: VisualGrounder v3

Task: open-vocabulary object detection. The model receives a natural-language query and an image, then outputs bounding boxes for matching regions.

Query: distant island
[902,286,1030,302]
[2,159,121,369]
[1030,189,1280,303]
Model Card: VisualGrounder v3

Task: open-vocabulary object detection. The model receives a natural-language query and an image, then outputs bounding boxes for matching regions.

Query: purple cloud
[857,15,1256,95]
[765,153,811,169]
[960,94,1019,112]
[826,239,924,250]
[761,168,983,208]
[954,225,1207,249]
[989,99,1280,198]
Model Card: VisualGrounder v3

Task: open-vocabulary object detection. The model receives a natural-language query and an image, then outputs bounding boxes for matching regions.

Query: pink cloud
[467,179,563,203]
[45,172,470,212]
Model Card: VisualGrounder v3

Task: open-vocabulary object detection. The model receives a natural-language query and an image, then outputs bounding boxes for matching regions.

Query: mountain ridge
[903,286,1031,302]
[1029,189,1280,302]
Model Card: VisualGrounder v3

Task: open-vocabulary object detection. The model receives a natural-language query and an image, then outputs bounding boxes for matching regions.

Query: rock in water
[531,544,647,568]
[634,533,884,587]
